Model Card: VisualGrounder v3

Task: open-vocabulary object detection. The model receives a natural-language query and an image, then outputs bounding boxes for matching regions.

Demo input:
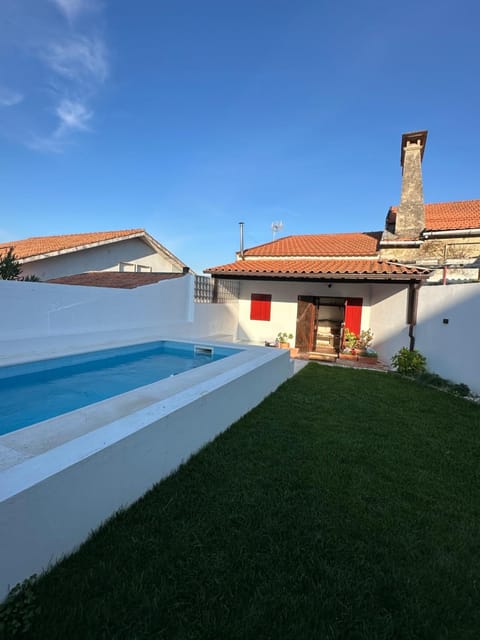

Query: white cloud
[26,135,65,154]
[56,99,92,132]
[0,0,108,152]
[50,0,97,22]
[43,35,108,84]
[27,99,93,152]
[0,87,24,107]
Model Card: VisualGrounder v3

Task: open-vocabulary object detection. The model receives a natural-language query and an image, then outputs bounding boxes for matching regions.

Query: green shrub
[451,383,471,397]
[0,248,21,280]
[0,575,40,637]
[416,371,471,397]
[391,347,427,377]
[416,371,445,388]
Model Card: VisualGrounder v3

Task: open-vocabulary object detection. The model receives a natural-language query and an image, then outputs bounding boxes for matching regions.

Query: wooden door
[295,296,316,352]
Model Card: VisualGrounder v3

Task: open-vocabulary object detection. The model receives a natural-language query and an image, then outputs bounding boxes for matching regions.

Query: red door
[344,298,362,336]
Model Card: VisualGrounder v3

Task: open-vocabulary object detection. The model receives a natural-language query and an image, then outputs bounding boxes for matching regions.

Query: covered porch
[206,258,431,366]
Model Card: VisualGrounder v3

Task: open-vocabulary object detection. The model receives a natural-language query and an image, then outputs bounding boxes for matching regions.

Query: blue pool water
[0,341,239,436]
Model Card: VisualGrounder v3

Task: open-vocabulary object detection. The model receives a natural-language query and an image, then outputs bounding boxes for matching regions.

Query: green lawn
[5,365,480,639]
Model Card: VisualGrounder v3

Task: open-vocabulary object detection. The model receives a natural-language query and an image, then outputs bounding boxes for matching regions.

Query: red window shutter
[250,294,272,321]
[344,298,362,336]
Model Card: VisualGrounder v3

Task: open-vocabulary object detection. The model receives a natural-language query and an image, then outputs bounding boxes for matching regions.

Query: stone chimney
[395,130,428,237]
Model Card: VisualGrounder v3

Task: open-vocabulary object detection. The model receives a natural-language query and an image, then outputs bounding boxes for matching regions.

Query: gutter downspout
[407,281,421,351]
[423,228,480,239]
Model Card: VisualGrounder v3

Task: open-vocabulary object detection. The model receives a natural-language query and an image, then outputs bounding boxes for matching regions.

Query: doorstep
[292,350,389,372]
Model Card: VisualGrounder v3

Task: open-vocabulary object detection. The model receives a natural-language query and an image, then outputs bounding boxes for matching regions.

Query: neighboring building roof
[0,228,189,271]
[205,258,430,280]
[47,271,186,289]
[0,229,144,260]
[242,232,382,257]
[389,199,480,232]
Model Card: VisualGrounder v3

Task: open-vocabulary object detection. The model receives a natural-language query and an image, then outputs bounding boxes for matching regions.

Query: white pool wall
[0,344,292,599]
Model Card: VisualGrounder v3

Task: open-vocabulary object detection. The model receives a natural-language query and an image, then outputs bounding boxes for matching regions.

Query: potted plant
[276,332,293,349]
[342,328,358,356]
[356,329,378,362]
[356,329,374,353]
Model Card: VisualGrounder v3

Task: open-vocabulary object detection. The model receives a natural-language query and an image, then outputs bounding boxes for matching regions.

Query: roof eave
[208,271,429,282]
[142,231,190,272]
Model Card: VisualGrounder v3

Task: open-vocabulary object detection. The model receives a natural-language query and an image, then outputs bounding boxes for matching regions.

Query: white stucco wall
[416,283,480,393]
[21,238,184,281]
[236,279,374,345]
[0,276,238,366]
[368,284,410,362]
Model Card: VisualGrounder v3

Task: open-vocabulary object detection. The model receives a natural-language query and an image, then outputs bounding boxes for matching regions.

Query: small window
[119,262,152,273]
[119,262,135,272]
[250,293,271,321]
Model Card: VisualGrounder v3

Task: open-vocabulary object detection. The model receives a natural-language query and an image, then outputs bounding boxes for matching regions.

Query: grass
[4,365,480,639]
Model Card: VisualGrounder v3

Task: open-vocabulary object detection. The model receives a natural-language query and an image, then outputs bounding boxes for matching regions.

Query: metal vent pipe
[239,221,244,259]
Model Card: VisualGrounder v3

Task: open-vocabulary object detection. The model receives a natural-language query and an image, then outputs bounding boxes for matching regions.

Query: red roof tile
[243,232,382,257]
[205,258,429,278]
[390,199,480,231]
[0,229,145,260]
[47,272,185,289]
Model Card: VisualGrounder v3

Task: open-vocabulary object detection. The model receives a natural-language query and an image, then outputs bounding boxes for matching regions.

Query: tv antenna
[271,221,283,240]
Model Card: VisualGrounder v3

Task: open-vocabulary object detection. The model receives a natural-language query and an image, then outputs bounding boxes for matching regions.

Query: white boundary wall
[416,283,480,393]
[0,276,238,366]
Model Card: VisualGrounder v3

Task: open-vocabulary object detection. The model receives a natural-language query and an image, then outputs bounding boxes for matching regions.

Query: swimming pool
[0,339,292,600]
[0,340,239,436]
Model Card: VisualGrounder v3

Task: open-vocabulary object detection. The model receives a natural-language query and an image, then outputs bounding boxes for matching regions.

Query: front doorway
[295,296,363,354]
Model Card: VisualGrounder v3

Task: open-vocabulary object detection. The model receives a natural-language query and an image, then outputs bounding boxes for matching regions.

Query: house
[205,131,480,360]
[0,228,190,281]
[205,231,431,357]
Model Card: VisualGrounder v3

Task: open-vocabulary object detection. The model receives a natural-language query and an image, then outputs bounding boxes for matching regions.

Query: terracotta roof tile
[47,271,185,289]
[205,258,429,277]
[243,232,382,257]
[390,199,480,231]
[0,229,145,260]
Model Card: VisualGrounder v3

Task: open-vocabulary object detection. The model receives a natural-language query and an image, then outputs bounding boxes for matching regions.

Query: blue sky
[1,0,480,273]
